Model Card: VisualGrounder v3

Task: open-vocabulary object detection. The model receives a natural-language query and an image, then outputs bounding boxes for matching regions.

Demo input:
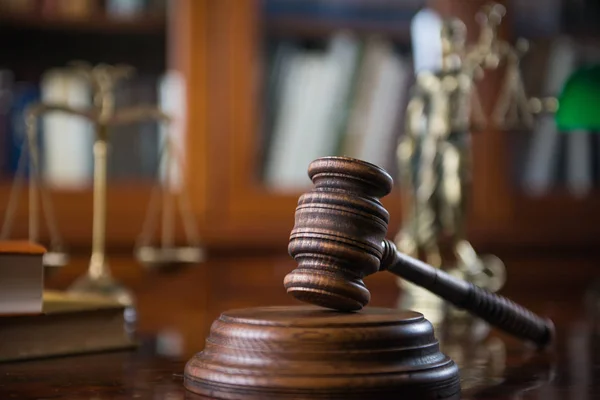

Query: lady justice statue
[395,3,534,335]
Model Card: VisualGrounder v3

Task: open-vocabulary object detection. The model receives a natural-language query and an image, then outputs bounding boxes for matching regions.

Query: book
[566,129,592,196]
[259,39,300,179]
[263,49,318,189]
[523,37,577,195]
[341,36,410,171]
[136,75,160,179]
[106,0,145,18]
[340,36,390,159]
[6,82,39,176]
[264,33,361,190]
[158,71,186,189]
[41,69,94,189]
[0,241,45,315]
[41,0,96,19]
[0,70,13,174]
[263,0,422,23]
[411,8,443,74]
[357,50,409,171]
[0,290,135,362]
[108,74,160,181]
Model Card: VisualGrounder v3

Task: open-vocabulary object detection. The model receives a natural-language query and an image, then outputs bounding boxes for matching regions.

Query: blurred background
[1,0,599,358]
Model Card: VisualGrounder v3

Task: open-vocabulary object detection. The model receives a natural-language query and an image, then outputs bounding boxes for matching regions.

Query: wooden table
[0,299,598,400]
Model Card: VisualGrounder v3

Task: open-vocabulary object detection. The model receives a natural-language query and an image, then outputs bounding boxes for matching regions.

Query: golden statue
[395,3,536,330]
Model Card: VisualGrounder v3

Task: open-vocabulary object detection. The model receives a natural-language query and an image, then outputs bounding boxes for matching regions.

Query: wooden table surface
[0,297,598,400]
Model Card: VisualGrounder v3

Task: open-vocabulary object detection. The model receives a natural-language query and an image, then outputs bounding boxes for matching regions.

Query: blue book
[263,0,418,23]
[0,70,14,175]
[7,83,41,177]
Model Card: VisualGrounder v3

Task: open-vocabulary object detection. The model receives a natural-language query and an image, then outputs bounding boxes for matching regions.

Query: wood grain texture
[0,295,597,400]
[43,246,599,358]
[284,157,393,311]
[185,306,460,399]
[0,240,45,254]
[174,0,210,224]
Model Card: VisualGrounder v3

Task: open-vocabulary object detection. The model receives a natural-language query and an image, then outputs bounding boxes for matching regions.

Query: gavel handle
[381,240,554,348]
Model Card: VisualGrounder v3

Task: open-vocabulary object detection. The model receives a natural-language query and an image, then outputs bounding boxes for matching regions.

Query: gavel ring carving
[284,156,554,348]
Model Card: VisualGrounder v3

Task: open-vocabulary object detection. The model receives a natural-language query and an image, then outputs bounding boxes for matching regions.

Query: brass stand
[1,63,204,304]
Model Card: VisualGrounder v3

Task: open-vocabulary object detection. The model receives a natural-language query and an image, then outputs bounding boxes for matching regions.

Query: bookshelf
[0,183,155,247]
[264,16,413,42]
[2,0,600,256]
[192,0,600,251]
[0,12,165,34]
[213,0,416,249]
[0,14,166,80]
[0,0,208,251]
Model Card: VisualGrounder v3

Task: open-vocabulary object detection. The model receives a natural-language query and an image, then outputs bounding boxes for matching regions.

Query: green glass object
[557,64,600,317]
[556,65,600,131]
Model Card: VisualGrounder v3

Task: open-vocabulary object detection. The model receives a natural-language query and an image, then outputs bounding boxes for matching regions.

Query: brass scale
[0,63,204,305]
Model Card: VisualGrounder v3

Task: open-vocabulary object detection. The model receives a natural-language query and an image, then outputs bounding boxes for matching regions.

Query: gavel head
[284,156,393,311]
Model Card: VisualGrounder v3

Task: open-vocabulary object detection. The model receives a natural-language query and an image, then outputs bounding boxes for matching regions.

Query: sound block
[184,306,460,399]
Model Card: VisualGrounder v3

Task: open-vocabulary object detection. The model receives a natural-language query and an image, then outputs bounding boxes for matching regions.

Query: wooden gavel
[284,156,554,348]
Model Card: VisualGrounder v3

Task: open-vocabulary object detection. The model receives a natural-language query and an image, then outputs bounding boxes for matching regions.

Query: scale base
[135,245,205,272]
[67,272,134,306]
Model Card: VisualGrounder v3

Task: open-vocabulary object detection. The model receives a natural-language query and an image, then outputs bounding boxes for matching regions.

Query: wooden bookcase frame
[2,0,599,254]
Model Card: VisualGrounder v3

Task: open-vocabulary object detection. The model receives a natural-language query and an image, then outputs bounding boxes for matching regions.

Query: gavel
[284,156,554,348]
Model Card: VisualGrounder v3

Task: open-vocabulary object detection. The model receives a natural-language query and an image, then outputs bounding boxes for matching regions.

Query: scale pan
[135,246,205,271]
[43,251,69,267]
[43,251,69,278]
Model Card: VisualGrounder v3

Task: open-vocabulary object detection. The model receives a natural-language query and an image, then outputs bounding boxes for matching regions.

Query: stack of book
[0,241,134,362]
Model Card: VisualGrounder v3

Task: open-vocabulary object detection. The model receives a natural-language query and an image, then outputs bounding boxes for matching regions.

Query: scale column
[89,124,108,280]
